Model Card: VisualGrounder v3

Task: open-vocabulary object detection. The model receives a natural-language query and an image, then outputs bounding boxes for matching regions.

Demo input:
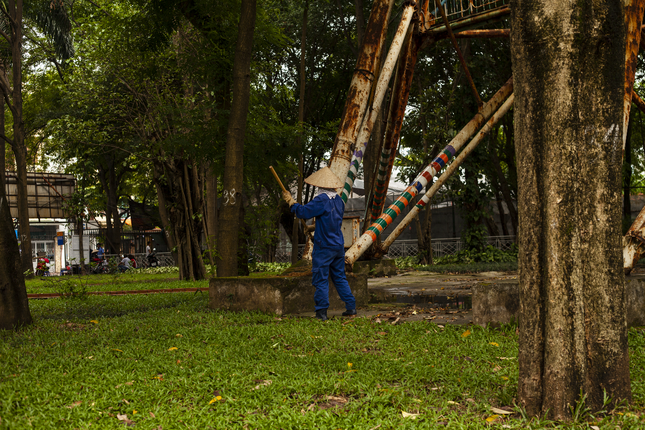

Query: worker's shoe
[342,309,357,317]
[315,309,328,321]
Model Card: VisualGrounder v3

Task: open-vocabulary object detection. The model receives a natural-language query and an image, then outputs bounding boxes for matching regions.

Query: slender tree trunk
[217,0,256,277]
[292,0,307,265]
[0,95,4,184]
[7,0,32,275]
[512,0,631,418]
[354,0,365,49]
[0,146,31,329]
[205,164,218,271]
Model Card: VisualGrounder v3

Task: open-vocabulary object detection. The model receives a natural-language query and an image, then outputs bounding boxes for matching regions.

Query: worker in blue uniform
[282,167,357,321]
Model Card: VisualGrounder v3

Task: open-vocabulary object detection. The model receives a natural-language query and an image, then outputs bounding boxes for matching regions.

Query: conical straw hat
[304,167,344,189]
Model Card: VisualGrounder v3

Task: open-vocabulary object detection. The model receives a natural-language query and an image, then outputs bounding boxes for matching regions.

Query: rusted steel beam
[368,35,422,227]
[338,3,416,201]
[434,0,483,109]
[381,94,514,251]
[621,0,645,275]
[454,29,509,38]
[623,0,645,148]
[328,0,395,185]
[345,77,513,266]
[632,90,645,114]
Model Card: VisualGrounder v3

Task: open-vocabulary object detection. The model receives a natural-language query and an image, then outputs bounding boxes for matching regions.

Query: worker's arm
[291,194,326,220]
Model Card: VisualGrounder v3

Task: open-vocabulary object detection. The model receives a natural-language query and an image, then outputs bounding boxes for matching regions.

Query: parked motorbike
[147,250,159,267]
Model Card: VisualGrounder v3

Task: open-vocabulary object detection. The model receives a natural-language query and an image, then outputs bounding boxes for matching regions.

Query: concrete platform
[209,273,368,315]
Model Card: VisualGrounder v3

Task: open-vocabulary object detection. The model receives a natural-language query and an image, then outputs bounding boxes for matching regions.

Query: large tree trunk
[217,0,256,277]
[512,0,631,419]
[0,148,32,329]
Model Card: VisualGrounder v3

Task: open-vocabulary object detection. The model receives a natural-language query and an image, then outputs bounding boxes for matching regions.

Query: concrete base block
[626,276,645,327]
[209,274,368,315]
[472,281,519,327]
[473,277,645,328]
[353,259,398,277]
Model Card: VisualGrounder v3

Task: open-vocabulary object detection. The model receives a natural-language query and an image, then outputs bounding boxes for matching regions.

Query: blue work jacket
[291,192,345,250]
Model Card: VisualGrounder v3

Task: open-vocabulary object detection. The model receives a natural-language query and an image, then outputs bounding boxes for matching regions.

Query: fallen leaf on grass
[447,401,459,405]
[90,320,99,324]
[590,426,600,430]
[497,357,514,360]
[66,401,82,408]
[374,318,382,324]
[168,347,178,351]
[485,414,499,423]
[251,380,272,391]
[401,411,419,419]
[377,332,388,336]
[461,330,471,338]
[489,342,499,347]
[116,414,135,426]
[490,407,513,415]
[149,412,155,418]
[112,349,123,352]
[208,396,223,404]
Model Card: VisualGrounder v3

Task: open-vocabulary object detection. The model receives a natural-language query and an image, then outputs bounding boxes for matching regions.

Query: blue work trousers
[312,246,356,311]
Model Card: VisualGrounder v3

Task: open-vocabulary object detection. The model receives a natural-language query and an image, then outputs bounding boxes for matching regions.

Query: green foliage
[434,245,517,265]
[394,256,420,270]
[250,262,290,274]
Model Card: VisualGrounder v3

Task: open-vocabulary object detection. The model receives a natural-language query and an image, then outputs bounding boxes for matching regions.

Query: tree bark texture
[0,152,32,329]
[511,0,631,418]
[153,157,206,281]
[217,0,256,277]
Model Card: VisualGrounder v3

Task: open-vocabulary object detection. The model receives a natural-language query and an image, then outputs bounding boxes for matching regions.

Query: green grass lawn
[2,291,645,428]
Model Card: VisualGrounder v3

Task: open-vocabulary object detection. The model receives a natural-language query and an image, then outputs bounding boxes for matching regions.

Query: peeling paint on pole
[328,0,395,183]
[623,0,645,148]
[338,3,417,200]
[382,94,515,250]
[345,77,513,265]
[369,36,421,225]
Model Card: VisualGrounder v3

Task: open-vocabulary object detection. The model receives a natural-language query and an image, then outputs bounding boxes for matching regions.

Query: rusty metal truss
[322,0,645,268]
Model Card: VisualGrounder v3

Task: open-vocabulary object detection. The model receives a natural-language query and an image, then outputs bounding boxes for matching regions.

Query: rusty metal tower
[323,0,645,269]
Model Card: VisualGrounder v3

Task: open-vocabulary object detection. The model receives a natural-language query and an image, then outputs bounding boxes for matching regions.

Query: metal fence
[271,235,516,262]
[440,0,509,21]
[104,252,175,268]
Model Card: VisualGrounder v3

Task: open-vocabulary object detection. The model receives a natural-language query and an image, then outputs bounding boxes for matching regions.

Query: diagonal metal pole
[381,94,515,251]
[434,0,483,109]
[345,77,513,266]
[620,0,645,275]
[338,2,417,201]
[328,0,395,186]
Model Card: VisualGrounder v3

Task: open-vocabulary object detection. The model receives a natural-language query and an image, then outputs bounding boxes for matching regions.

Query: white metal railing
[271,235,516,262]
[103,252,175,268]
[437,0,509,21]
